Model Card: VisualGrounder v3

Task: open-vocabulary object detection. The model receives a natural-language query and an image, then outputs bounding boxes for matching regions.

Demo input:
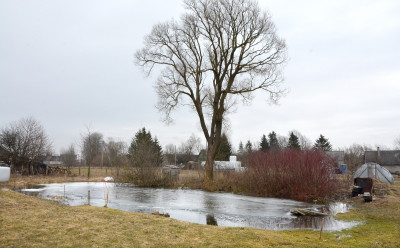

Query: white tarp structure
[0,167,10,182]
[201,156,245,172]
[353,162,394,184]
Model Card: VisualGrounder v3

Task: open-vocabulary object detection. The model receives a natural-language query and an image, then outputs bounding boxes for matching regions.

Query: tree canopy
[287,132,300,150]
[215,133,232,161]
[313,134,332,151]
[238,141,244,155]
[268,131,280,151]
[0,117,52,174]
[128,128,163,168]
[82,132,103,166]
[135,0,287,184]
[245,140,253,153]
[260,134,269,151]
[60,144,76,167]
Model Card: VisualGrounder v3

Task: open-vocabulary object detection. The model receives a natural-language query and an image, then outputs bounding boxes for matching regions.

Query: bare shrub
[120,167,167,187]
[243,150,339,201]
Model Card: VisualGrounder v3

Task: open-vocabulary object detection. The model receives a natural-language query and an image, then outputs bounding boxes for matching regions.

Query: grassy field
[69,166,118,178]
[0,176,399,247]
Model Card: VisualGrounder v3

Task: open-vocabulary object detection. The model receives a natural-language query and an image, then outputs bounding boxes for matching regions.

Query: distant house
[326,151,345,166]
[43,155,63,166]
[364,148,400,175]
[197,150,206,162]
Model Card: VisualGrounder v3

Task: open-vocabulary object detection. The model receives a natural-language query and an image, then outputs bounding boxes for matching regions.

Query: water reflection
[206,214,218,226]
[18,182,360,231]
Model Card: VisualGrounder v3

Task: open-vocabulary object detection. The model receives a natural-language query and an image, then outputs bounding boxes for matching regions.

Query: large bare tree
[105,138,127,177]
[135,0,287,185]
[60,144,77,167]
[81,129,103,179]
[0,117,52,174]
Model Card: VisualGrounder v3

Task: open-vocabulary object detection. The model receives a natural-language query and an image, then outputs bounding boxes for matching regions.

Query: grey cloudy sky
[1,0,399,153]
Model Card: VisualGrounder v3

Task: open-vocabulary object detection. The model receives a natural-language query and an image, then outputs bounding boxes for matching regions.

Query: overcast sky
[1,0,399,154]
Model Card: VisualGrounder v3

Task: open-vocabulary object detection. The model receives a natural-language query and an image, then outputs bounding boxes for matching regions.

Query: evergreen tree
[128,128,163,167]
[153,137,163,161]
[245,140,253,153]
[238,141,244,155]
[287,132,301,150]
[215,133,232,161]
[268,131,280,151]
[313,134,332,151]
[259,134,269,151]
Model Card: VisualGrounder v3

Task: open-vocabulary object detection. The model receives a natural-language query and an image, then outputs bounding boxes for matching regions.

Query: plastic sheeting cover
[353,162,394,184]
[0,167,10,182]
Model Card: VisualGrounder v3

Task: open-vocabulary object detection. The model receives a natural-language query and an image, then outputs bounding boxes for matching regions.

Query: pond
[20,182,359,231]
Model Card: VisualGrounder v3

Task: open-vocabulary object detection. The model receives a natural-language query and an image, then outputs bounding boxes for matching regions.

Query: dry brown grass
[1,173,399,247]
[69,166,118,178]
[3,174,105,190]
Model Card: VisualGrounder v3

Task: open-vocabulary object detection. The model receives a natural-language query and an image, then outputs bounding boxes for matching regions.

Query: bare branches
[136,0,286,124]
[135,0,287,183]
[0,117,52,173]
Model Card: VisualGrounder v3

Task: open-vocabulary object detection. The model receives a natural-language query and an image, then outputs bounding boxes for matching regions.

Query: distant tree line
[1,116,398,182]
[238,131,333,155]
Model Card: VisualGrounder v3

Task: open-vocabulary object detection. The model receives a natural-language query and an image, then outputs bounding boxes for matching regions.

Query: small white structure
[202,156,245,172]
[0,167,10,182]
[104,177,114,182]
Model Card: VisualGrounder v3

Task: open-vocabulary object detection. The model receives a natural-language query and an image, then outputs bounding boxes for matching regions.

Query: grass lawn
[0,177,399,247]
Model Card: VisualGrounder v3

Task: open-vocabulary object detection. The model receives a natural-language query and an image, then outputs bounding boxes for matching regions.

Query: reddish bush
[243,149,338,201]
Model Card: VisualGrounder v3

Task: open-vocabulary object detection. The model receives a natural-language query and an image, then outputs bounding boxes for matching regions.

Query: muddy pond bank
[19,182,359,231]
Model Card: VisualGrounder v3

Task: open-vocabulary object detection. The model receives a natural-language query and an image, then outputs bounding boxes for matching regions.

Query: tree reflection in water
[206,214,218,226]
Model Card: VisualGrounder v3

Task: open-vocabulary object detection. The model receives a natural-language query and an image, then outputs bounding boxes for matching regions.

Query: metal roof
[365,150,400,165]
[326,151,345,162]
[353,162,395,184]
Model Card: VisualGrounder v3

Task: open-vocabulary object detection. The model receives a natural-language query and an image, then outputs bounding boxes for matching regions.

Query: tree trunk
[203,146,215,188]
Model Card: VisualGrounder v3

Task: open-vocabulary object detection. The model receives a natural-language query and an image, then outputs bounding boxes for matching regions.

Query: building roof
[326,151,345,163]
[365,150,400,165]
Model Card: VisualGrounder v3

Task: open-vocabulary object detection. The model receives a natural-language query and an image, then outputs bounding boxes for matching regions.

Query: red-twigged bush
[244,149,339,201]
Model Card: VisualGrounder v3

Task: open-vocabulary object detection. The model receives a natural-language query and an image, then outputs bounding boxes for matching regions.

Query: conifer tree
[245,140,253,153]
[238,141,244,155]
[215,133,232,161]
[268,131,280,152]
[287,132,301,150]
[260,134,270,151]
[128,127,163,167]
[313,134,332,151]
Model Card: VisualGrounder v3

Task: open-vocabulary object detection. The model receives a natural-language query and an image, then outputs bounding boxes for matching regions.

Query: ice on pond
[20,182,360,231]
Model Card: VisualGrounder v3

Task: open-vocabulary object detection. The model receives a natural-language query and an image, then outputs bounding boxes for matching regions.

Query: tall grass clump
[119,167,177,187]
[243,149,339,202]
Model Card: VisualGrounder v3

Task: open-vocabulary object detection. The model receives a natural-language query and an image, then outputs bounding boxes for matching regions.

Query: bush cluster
[236,149,339,201]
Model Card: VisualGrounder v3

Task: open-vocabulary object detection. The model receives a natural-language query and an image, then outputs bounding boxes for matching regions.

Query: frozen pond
[20,182,359,231]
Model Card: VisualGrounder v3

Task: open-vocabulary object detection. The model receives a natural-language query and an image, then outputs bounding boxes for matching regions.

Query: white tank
[0,167,10,182]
